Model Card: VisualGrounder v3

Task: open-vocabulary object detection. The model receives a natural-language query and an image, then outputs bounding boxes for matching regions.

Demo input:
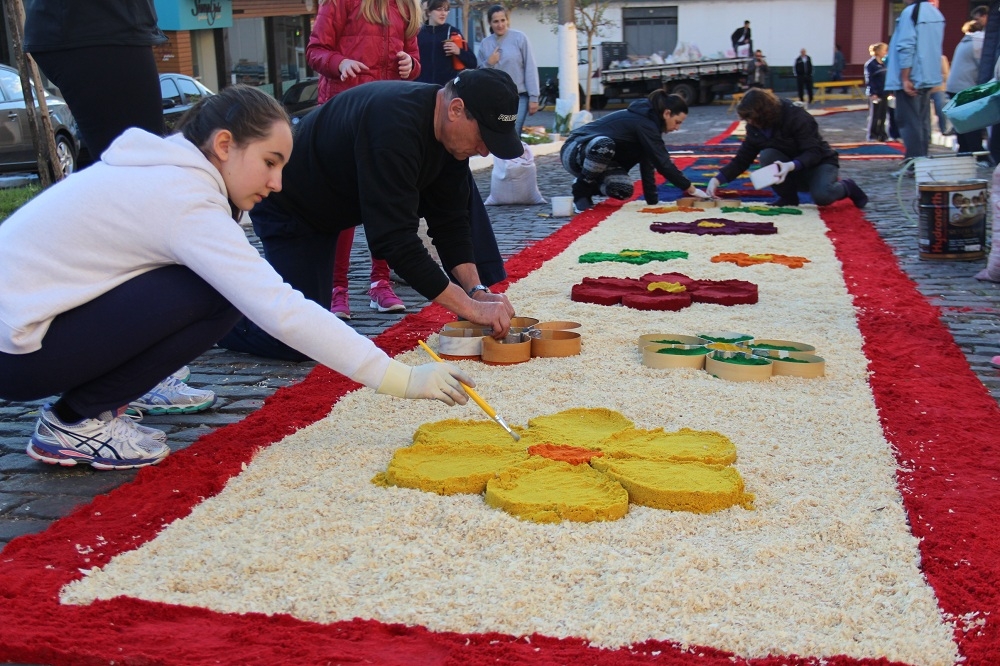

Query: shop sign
[154,0,233,30]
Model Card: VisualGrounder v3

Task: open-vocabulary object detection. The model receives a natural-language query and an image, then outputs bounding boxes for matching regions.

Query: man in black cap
[218,68,521,361]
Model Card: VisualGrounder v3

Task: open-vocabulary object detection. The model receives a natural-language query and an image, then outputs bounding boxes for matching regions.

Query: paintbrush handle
[417,340,497,419]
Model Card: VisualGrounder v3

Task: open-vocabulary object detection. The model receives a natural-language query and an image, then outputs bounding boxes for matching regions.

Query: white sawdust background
[63,203,958,664]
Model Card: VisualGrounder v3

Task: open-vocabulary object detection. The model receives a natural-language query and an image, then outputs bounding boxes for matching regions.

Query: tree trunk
[557,0,579,114]
[3,0,62,187]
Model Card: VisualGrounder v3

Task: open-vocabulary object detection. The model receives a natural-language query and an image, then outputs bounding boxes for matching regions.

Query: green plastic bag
[942,80,1000,134]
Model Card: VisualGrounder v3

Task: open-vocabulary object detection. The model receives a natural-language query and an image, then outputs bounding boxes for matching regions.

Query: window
[160,78,182,107]
[177,77,206,104]
[0,68,24,102]
[623,7,678,58]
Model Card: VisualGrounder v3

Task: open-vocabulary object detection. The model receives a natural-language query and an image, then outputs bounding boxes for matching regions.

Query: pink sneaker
[330,286,351,320]
[368,280,405,313]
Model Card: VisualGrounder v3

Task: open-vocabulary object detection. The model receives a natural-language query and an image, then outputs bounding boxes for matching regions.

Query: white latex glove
[377,360,473,406]
[706,177,720,198]
[690,187,710,199]
[773,161,796,184]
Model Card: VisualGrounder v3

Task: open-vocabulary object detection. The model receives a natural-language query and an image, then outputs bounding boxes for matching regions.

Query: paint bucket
[917,180,988,260]
[551,196,574,217]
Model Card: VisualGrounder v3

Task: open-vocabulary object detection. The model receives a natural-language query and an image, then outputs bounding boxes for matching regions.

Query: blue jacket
[416,23,477,86]
[884,0,945,90]
[865,56,887,97]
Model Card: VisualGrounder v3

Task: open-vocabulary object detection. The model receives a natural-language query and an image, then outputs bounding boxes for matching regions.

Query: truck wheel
[590,95,608,110]
[669,82,696,105]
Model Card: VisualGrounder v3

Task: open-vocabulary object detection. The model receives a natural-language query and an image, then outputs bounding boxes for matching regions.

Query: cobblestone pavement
[1,101,998,552]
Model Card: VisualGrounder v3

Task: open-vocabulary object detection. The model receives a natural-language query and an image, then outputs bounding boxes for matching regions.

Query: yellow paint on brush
[646,281,687,293]
[485,458,629,523]
[598,428,737,465]
[591,458,755,513]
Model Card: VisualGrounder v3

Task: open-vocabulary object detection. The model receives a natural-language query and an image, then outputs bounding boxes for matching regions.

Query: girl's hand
[443,40,459,56]
[488,48,501,66]
[339,59,370,81]
[397,51,413,79]
[528,101,539,115]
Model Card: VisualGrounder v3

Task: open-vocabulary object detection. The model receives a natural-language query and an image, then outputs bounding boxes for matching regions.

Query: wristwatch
[467,284,490,297]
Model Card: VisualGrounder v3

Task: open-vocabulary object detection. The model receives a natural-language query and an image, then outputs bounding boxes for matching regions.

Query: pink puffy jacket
[307,0,421,104]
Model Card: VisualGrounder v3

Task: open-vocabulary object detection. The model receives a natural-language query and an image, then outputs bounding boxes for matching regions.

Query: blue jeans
[931,90,950,134]
[0,266,240,417]
[515,93,529,138]
[893,88,933,159]
[759,148,845,205]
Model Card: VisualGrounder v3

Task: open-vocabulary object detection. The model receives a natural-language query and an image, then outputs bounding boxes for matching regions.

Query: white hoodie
[0,129,392,389]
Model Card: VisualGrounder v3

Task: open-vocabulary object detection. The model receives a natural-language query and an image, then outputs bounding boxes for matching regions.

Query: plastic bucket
[917,180,988,260]
[552,196,574,217]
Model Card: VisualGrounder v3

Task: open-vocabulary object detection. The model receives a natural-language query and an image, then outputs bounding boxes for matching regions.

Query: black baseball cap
[452,69,522,159]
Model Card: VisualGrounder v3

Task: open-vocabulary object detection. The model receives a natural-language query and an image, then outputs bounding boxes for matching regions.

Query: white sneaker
[119,409,168,443]
[169,366,191,383]
[129,376,215,415]
[27,405,170,470]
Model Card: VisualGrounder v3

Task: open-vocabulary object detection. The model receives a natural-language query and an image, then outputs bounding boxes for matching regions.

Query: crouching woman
[560,90,706,212]
[0,85,472,471]
[707,88,868,208]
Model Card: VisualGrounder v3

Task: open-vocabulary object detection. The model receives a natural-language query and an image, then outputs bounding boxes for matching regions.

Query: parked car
[0,63,79,177]
[160,73,214,131]
[280,77,319,125]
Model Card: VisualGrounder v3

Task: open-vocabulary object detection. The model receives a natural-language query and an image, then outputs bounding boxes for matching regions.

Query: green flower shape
[373,408,755,523]
[578,249,689,265]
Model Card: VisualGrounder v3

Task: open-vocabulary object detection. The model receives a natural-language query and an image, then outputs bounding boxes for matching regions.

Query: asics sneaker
[368,280,405,313]
[169,366,191,383]
[119,408,168,443]
[128,376,216,415]
[27,405,170,470]
[330,286,351,320]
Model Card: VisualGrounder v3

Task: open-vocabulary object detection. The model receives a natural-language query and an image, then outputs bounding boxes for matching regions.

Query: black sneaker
[841,178,868,209]
[572,179,595,213]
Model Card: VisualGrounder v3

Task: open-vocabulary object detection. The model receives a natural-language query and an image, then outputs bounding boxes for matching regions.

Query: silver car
[0,63,79,177]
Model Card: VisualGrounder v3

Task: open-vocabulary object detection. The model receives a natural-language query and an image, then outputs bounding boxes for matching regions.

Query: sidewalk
[1,101,998,551]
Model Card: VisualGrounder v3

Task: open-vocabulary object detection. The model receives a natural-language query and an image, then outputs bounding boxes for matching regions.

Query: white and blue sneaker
[169,366,191,383]
[27,405,170,470]
[128,376,215,415]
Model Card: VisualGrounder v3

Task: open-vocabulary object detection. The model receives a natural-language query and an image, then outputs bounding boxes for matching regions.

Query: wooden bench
[812,79,865,102]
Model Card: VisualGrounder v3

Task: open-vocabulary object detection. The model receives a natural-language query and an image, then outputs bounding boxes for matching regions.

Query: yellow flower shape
[373,408,755,523]
[647,281,687,293]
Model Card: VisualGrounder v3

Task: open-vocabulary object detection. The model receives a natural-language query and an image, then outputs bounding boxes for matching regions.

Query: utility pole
[556,0,579,116]
[3,0,63,187]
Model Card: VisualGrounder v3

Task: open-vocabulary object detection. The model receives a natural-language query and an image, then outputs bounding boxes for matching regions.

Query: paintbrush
[417,340,520,442]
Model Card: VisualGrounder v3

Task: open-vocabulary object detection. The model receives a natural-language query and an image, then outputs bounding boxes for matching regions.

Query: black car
[281,77,319,125]
[160,73,214,131]
[0,64,79,177]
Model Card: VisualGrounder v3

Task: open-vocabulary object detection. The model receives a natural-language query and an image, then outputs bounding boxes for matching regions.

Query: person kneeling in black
[707,88,868,208]
[560,90,706,212]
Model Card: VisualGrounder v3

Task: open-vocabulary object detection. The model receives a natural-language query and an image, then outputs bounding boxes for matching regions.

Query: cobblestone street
[2,101,998,551]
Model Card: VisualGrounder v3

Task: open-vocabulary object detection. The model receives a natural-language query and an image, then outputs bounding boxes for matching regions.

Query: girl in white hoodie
[0,85,472,471]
